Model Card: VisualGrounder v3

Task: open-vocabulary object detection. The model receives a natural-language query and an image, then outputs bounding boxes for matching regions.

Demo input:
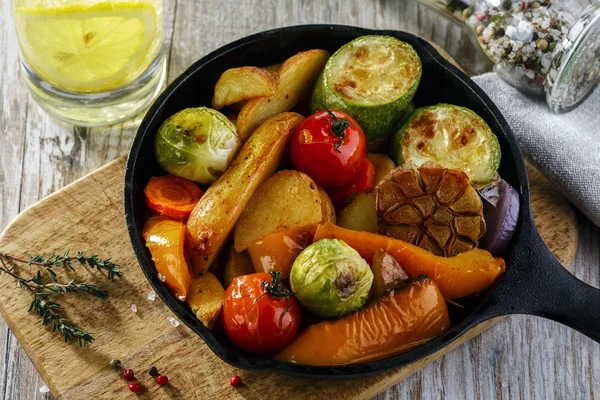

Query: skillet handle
[469,219,600,343]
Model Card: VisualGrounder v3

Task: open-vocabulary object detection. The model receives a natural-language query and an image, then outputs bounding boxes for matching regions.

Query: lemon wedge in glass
[14,1,160,93]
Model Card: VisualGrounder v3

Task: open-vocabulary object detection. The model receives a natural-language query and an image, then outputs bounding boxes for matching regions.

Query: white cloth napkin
[473,73,600,226]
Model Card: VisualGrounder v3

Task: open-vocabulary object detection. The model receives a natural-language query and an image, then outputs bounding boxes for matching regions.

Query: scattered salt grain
[131,304,137,313]
[39,385,50,394]
[505,25,516,37]
[158,273,166,282]
[518,20,530,32]
[513,40,524,51]
[541,53,552,69]
[168,316,180,327]
[147,290,156,301]
[525,69,536,80]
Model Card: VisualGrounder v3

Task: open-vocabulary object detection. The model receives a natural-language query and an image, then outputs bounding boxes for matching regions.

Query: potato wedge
[337,192,379,233]
[366,153,396,186]
[212,67,279,110]
[220,244,255,288]
[186,272,225,330]
[264,63,282,71]
[230,100,249,112]
[186,112,305,274]
[318,187,336,224]
[370,248,410,299]
[236,49,330,140]
[234,170,323,252]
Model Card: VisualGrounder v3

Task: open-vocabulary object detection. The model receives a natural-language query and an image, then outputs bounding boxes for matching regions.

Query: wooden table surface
[1,0,599,399]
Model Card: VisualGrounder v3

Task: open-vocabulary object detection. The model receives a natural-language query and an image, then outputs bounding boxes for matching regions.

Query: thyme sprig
[0,250,123,347]
[3,249,123,281]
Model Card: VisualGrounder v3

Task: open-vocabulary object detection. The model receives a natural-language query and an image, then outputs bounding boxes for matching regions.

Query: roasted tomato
[222,272,301,354]
[327,159,376,204]
[290,109,366,187]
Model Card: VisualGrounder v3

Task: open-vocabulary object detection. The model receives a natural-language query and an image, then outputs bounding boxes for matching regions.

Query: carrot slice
[143,175,203,220]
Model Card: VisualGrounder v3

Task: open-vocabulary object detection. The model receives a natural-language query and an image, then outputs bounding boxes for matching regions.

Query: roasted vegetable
[143,216,192,301]
[290,239,373,318]
[233,170,325,252]
[186,272,225,330]
[275,277,450,365]
[376,163,486,257]
[326,159,376,204]
[186,112,304,275]
[247,225,317,279]
[313,222,505,299]
[290,109,367,188]
[366,153,396,186]
[155,107,242,184]
[236,49,330,140]
[370,248,410,299]
[223,272,301,354]
[479,178,520,256]
[212,66,279,110]
[391,104,501,185]
[220,244,255,288]
[310,35,421,140]
[143,175,203,220]
[336,192,378,233]
[318,187,336,224]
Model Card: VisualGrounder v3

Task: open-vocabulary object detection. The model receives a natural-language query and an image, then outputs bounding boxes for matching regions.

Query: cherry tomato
[222,272,301,354]
[327,159,376,204]
[290,109,366,187]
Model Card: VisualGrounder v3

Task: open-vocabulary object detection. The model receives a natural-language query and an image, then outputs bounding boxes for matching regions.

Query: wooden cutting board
[0,156,577,400]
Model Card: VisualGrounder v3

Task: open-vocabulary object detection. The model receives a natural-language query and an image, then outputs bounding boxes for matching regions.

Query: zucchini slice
[310,35,421,140]
[391,104,501,185]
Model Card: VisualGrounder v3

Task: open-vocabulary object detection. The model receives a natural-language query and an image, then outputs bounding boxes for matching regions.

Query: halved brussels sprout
[391,104,501,185]
[155,107,242,184]
[290,238,373,318]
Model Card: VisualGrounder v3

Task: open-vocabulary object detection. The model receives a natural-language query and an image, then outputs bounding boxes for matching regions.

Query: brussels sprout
[155,107,242,184]
[290,239,373,318]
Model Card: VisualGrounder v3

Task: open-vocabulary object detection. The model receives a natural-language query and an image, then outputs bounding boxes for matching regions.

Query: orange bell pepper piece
[275,277,450,365]
[246,225,317,279]
[143,216,192,301]
[313,223,505,299]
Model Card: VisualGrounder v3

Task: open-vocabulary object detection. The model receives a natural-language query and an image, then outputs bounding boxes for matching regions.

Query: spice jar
[418,0,600,112]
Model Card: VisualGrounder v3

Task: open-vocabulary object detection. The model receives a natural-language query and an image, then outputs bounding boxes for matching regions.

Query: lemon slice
[15,1,158,93]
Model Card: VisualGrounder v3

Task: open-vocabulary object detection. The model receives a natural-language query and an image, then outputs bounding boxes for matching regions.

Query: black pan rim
[124,24,531,378]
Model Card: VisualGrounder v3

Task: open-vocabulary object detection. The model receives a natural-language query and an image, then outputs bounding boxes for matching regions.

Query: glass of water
[11,0,166,126]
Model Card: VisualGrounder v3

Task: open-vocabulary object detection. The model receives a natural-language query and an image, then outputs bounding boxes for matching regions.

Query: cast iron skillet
[124,25,600,378]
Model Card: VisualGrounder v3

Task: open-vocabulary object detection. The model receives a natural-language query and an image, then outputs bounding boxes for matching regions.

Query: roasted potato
[230,100,249,112]
[186,272,225,330]
[318,187,336,224]
[236,49,330,139]
[264,63,282,71]
[370,248,410,299]
[337,192,378,233]
[186,112,305,274]
[220,244,255,288]
[212,67,279,110]
[366,153,396,186]
[234,170,323,252]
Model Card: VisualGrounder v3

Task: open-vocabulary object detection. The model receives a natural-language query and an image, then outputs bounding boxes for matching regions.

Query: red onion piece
[478,179,520,257]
